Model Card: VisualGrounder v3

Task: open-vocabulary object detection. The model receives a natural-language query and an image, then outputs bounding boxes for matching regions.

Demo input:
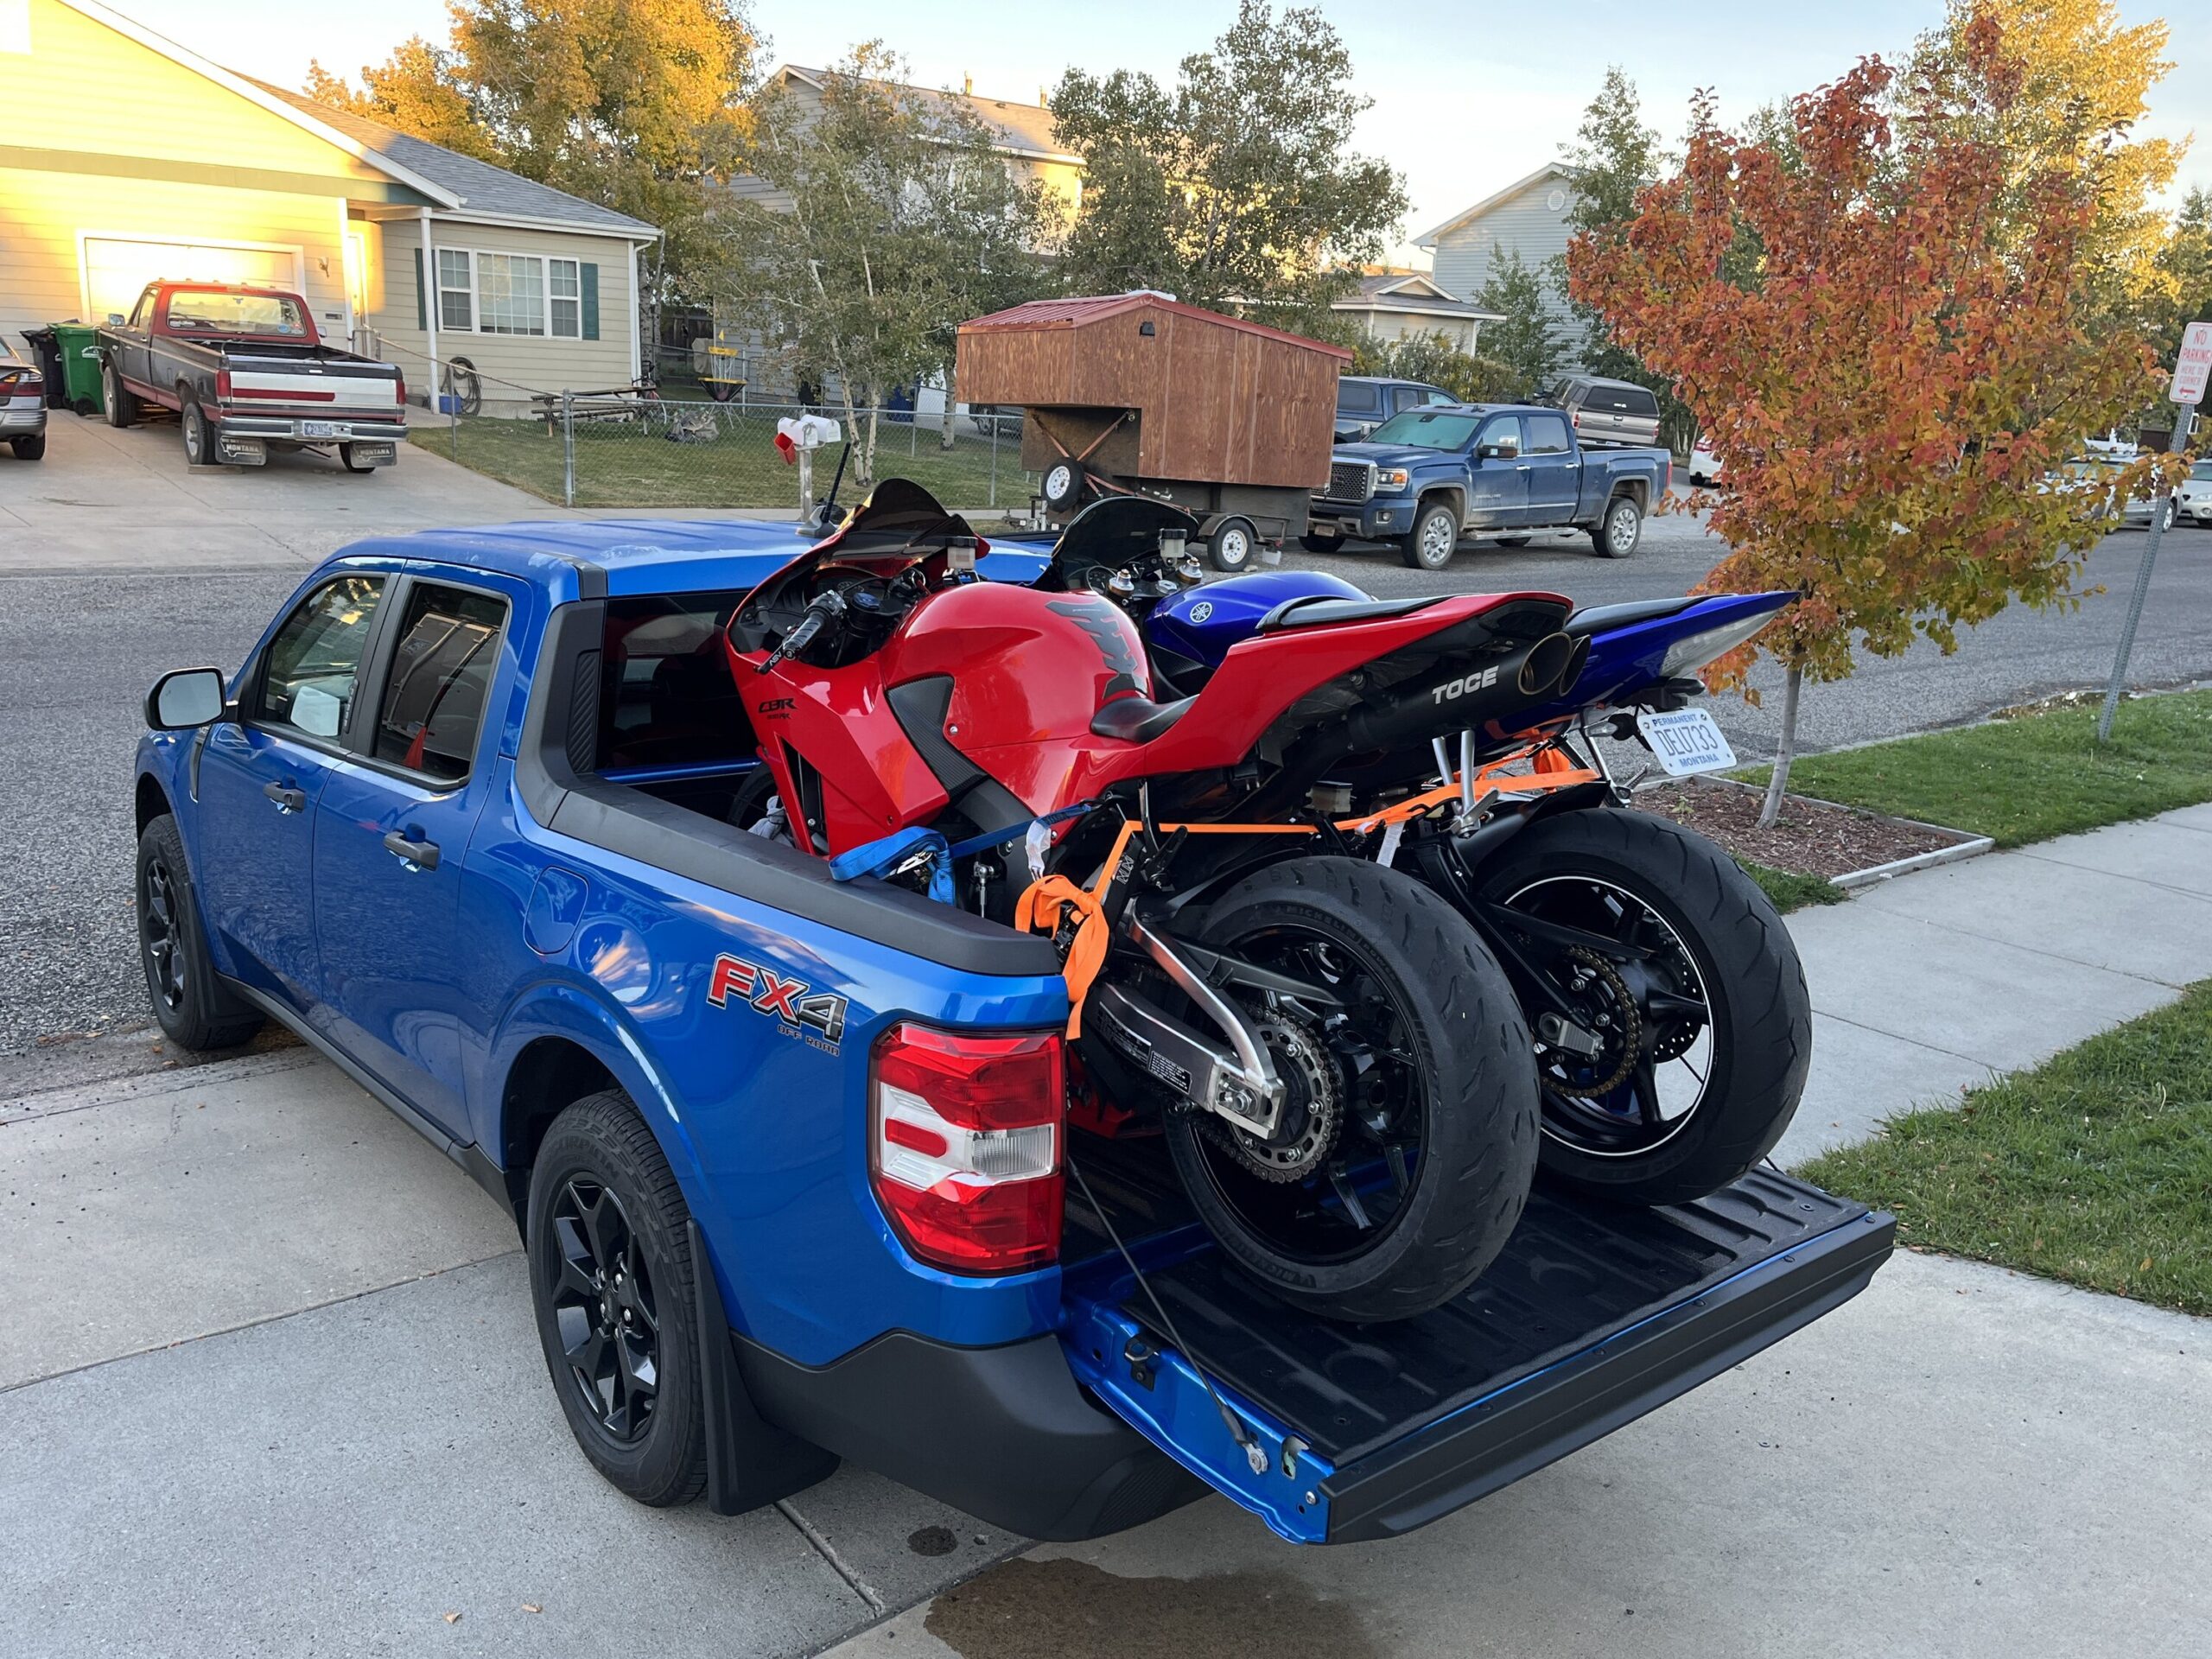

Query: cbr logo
[708,954,848,1046]
[1430,664,1501,705]
[757,697,796,715]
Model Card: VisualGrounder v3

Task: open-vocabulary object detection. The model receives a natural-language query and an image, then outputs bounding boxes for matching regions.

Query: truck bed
[1061,1133,1891,1542]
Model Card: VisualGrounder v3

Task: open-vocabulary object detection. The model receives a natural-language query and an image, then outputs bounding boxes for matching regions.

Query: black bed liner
[1065,1140,1893,1542]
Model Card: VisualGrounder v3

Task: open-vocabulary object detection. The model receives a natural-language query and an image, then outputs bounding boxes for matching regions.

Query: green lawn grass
[413,408,1034,511]
[1738,688,2212,847]
[1800,982,2212,1317]
[1739,859,1847,914]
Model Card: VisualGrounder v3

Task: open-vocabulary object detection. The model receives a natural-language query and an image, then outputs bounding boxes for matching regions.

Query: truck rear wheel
[528,1091,709,1507]
[180,397,213,466]
[1163,856,1538,1322]
[1592,493,1642,558]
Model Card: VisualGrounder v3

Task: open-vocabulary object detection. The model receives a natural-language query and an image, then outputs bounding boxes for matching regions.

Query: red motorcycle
[725,485,1586,1321]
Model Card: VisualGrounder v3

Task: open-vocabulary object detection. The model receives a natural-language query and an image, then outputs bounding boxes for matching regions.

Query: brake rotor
[1200,1005,1342,1183]
[1540,945,1640,1101]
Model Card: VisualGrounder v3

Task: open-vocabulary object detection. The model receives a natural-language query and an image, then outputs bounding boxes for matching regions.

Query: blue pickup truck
[131,517,1889,1545]
[1306,403,1672,569]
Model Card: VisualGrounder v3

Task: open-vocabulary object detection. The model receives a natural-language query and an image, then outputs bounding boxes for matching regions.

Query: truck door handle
[382,830,441,870]
[1516,464,1531,472]
[262,781,306,813]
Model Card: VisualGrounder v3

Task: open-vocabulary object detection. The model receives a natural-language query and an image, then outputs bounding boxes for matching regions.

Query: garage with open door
[79,237,304,326]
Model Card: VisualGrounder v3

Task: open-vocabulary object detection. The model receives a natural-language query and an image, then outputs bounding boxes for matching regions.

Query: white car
[2180,458,2212,526]
[0,338,47,461]
[1687,435,1723,485]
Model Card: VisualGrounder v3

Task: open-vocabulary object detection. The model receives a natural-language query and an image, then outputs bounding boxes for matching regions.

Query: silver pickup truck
[98,282,407,472]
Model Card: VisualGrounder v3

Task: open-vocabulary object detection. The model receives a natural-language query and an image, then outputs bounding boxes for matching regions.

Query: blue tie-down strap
[829,801,1107,906]
[827,826,955,905]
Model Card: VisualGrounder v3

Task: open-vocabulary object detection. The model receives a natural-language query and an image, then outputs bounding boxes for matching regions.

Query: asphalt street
[7,509,2209,1060]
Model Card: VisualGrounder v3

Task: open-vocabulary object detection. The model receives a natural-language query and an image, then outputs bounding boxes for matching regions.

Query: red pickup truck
[97,282,408,473]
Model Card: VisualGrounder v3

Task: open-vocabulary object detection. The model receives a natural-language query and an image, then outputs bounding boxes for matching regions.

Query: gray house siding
[1424,172,1588,365]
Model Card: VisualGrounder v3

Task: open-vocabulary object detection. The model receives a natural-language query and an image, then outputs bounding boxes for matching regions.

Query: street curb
[1685,775,1994,891]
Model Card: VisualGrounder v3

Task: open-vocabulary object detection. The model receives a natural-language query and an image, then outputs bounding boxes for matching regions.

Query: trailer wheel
[1041,459,1088,513]
[1205,516,1258,572]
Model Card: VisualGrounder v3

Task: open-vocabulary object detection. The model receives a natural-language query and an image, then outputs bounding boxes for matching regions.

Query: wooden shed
[955,293,1350,492]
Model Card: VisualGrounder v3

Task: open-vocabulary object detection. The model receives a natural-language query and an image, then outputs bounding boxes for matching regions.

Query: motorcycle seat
[1256,594,1443,632]
[1090,692,1196,742]
[1563,596,1702,637]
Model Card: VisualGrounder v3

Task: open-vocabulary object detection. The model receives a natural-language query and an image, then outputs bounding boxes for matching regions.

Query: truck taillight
[215,368,232,400]
[870,1023,1064,1274]
[395,373,407,407]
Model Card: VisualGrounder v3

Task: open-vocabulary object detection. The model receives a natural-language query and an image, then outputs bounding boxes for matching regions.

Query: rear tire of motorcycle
[1470,808,1811,1205]
[1166,856,1539,1323]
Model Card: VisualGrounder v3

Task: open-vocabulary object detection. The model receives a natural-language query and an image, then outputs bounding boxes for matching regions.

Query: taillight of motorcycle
[870,1023,1064,1274]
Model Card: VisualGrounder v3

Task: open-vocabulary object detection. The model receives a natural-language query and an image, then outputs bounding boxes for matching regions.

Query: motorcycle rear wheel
[1471,809,1811,1204]
[1162,856,1537,1323]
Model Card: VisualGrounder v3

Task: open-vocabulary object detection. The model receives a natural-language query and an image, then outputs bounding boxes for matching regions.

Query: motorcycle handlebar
[756,590,846,675]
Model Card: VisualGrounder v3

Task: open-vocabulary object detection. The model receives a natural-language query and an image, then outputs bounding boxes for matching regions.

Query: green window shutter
[413,248,426,331]
[581,262,600,340]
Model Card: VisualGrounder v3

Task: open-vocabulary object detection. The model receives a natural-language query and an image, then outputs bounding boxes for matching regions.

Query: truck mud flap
[1059,1163,1893,1544]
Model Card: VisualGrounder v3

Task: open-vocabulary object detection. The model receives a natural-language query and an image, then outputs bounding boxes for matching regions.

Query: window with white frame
[428,245,594,339]
[435,248,474,332]
[476,252,545,335]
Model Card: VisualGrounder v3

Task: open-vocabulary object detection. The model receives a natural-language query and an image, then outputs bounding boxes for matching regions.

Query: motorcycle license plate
[301,421,340,440]
[1636,708,1737,777]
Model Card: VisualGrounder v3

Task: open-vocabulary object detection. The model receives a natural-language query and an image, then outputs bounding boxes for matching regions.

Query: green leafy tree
[714,46,1054,485]
[308,0,760,328]
[1351,331,1528,402]
[1048,0,1406,335]
[1471,249,1560,393]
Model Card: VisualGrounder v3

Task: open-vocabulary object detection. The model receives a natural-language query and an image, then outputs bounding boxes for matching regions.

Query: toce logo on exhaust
[708,954,848,1048]
[1430,664,1501,705]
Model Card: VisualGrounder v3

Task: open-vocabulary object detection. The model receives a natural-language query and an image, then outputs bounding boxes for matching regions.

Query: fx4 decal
[708,954,848,1047]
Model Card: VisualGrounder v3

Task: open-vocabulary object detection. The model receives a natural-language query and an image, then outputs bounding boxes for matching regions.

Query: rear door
[1521,411,1580,524]
[312,571,526,1136]
[194,569,394,1011]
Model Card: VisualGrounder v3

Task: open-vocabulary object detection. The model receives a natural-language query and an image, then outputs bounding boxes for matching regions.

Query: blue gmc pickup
[130,514,1888,1546]
[1306,402,1671,570]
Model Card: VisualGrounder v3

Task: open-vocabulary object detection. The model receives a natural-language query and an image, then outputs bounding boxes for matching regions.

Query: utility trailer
[955,292,1350,571]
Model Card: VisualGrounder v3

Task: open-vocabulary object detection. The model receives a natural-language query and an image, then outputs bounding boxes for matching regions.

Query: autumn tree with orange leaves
[1570,12,2158,823]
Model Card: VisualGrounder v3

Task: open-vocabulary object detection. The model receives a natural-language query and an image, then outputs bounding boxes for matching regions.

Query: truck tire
[1205,516,1258,572]
[1398,500,1460,570]
[135,813,263,1052]
[104,360,138,429]
[180,396,213,466]
[1300,527,1345,554]
[1592,493,1642,558]
[528,1090,709,1508]
[1468,808,1811,1204]
[1162,856,1538,1322]
[338,443,381,474]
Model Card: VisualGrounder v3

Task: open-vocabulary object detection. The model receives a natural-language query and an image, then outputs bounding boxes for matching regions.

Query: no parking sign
[2173,320,2212,406]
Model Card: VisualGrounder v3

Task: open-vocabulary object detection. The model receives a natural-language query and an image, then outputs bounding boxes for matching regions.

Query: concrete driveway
[0,404,552,574]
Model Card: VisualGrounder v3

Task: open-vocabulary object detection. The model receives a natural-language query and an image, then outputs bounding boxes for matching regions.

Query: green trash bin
[48,322,105,416]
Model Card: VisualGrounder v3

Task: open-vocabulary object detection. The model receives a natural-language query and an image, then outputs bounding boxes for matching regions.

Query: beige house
[0,0,658,413]
[1331,271,1501,353]
[1418,161,1586,355]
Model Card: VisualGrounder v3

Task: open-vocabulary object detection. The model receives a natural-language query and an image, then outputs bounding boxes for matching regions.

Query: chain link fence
[375,337,1036,512]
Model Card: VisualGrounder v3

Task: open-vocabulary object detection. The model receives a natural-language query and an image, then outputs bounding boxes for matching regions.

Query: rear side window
[1337,381,1381,414]
[372,583,508,782]
[599,590,754,771]
[256,574,386,741]
[1524,413,1572,454]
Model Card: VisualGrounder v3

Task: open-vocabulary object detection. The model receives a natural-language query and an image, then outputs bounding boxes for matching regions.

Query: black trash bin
[19,327,67,410]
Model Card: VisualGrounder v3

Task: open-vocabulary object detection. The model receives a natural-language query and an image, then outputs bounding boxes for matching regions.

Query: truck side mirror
[145,667,229,730]
[106,314,126,327]
[1477,442,1518,461]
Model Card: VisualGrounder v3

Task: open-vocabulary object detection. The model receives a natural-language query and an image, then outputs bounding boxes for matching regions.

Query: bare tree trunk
[838,382,866,486]
[865,404,881,487]
[940,357,957,450]
[1758,662,1804,830]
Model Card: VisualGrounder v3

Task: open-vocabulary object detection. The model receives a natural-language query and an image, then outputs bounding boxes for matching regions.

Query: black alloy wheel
[546,1174,662,1442]
[142,854,187,1014]
[134,814,262,1051]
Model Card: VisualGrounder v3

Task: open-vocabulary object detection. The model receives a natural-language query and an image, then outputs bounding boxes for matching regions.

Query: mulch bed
[1630,777,1964,880]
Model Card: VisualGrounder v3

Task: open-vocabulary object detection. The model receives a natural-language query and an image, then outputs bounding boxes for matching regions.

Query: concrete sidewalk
[5,807,2209,1654]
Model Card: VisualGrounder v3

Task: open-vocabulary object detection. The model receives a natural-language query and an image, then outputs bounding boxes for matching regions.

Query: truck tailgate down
[1060,1150,1893,1543]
